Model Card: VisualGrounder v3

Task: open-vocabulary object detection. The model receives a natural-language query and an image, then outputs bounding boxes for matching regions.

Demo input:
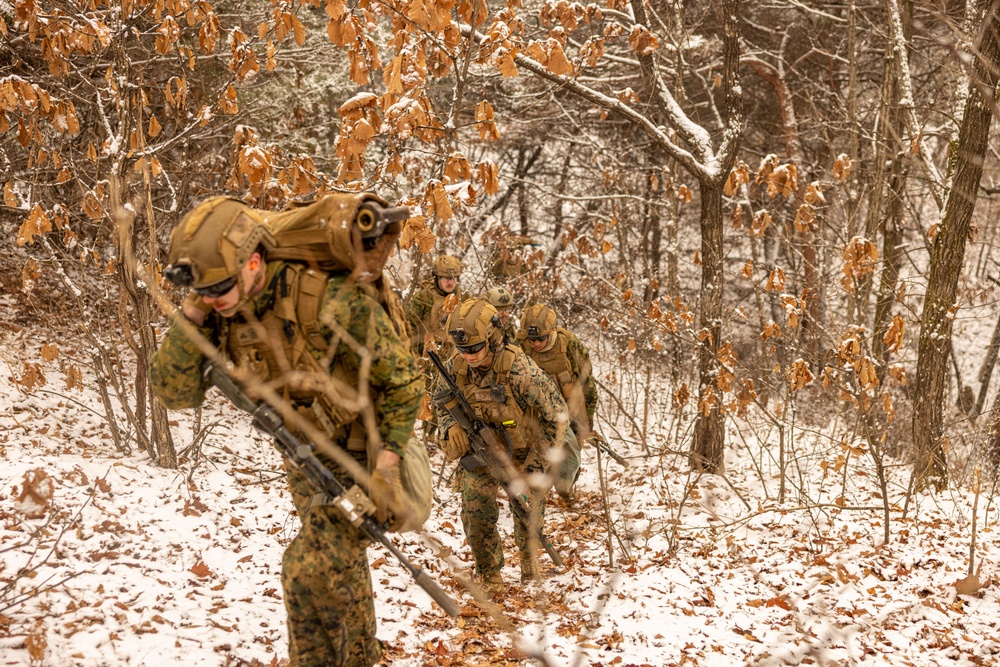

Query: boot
[477,571,504,598]
[519,553,538,583]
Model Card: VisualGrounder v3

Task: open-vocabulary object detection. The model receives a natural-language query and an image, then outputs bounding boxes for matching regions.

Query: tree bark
[912,0,1000,490]
[690,178,727,472]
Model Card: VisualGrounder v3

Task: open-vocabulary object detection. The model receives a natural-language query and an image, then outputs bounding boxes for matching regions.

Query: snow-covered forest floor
[3,314,1000,667]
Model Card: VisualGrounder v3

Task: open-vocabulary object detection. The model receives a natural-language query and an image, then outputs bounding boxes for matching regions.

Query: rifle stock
[427,351,564,567]
[204,362,460,618]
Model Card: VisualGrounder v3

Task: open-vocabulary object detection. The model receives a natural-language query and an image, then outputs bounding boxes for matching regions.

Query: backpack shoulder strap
[295,265,332,353]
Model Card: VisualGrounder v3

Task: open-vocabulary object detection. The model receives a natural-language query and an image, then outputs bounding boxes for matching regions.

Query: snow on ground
[2,321,1000,667]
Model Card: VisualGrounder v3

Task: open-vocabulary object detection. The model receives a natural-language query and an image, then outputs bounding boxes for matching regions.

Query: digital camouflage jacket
[520,327,598,425]
[438,345,569,459]
[151,261,421,459]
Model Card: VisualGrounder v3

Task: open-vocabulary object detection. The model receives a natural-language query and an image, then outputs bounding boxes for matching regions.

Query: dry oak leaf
[833,153,853,183]
[189,561,214,579]
[787,359,814,391]
[628,25,659,56]
[14,469,56,519]
[17,204,52,246]
[804,180,825,205]
[724,161,750,196]
[4,181,18,207]
[883,315,905,353]
[477,162,500,195]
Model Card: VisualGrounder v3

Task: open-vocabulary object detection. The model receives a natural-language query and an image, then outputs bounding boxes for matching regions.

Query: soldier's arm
[567,334,598,422]
[320,281,421,457]
[150,315,216,410]
[511,354,568,445]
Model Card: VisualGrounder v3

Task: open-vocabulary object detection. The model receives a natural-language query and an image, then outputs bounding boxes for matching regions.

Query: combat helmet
[433,255,462,278]
[447,299,503,353]
[163,197,274,296]
[485,286,514,309]
[521,303,557,341]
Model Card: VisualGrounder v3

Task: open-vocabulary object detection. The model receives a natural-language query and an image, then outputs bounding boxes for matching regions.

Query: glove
[181,293,214,326]
[370,464,408,532]
[442,425,469,461]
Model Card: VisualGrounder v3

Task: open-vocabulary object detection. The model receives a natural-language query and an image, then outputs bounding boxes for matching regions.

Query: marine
[407,255,463,438]
[437,298,576,593]
[484,285,518,344]
[150,195,421,667]
[406,255,463,359]
[518,303,597,501]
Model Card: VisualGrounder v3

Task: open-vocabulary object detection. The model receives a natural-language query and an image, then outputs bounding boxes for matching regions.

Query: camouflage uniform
[518,306,593,499]
[152,260,420,667]
[406,279,463,359]
[437,345,571,582]
[520,327,598,433]
[407,277,463,439]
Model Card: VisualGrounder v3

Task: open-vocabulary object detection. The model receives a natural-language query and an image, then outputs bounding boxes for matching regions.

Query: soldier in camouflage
[518,303,596,502]
[406,255,463,359]
[485,285,517,344]
[150,197,421,667]
[407,255,463,438]
[438,298,575,593]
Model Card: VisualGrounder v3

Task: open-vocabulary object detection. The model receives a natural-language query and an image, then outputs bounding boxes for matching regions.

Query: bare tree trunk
[690,178,727,473]
[107,38,176,468]
[913,0,1000,490]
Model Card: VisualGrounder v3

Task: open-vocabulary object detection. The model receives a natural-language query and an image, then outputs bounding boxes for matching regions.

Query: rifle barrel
[204,363,460,617]
[594,435,629,468]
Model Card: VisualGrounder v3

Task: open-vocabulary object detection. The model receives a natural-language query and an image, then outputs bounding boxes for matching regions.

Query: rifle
[427,350,564,567]
[204,362,460,618]
[591,432,629,468]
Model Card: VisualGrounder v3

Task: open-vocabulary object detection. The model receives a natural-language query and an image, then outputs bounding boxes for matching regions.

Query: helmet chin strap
[537,330,557,352]
[218,264,265,318]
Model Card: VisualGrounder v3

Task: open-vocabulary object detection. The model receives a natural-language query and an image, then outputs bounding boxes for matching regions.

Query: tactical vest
[523,328,589,427]
[412,281,448,344]
[452,345,538,451]
[225,262,405,454]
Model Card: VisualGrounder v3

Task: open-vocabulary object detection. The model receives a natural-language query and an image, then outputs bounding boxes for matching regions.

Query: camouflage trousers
[457,449,545,580]
[282,467,381,667]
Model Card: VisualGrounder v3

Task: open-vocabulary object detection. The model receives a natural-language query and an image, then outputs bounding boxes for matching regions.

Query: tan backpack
[265,193,431,532]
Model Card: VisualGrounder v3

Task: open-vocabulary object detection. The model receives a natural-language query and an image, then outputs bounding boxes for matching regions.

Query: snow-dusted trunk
[912,0,1000,490]
[690,178,726,473]
[870,0,913,377]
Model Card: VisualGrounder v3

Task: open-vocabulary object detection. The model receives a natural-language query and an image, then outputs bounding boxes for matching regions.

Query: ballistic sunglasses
[192,275,238,298]
[455,341,487,355]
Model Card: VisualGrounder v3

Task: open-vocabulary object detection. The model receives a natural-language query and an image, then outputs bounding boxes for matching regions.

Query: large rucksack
[263,193,432,532]
[260,192,407,279]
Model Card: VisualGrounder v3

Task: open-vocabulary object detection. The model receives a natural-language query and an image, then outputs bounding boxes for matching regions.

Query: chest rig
[412,283,446,342]
[224,262,368,453]
[523,329,588,426]
[453,345,538,451]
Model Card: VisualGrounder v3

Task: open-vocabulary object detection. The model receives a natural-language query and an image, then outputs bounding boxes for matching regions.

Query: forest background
[4,0,1000,665]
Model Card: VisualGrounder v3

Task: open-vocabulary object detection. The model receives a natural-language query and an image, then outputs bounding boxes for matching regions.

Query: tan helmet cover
[446,299,502,348]
[521,303,557,338]
[167,197,274,289]
[433,255,462,278]
[485,286,514,309]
